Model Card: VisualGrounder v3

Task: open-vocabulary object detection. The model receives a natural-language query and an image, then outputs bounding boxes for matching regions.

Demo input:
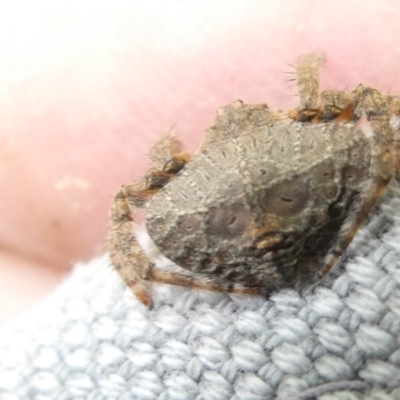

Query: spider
[108,53,400,307]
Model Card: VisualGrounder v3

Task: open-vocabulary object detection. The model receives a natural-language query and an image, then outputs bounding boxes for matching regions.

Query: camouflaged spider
[109,53,400,307]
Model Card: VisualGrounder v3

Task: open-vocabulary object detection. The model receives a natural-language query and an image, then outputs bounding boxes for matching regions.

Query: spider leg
[108,135,191,307]
[318,90,355,122]
[109,183,154,306]
[148,133,191,171]
[289,53,324,122]
[315,85,395,280]
[146,269,263,295]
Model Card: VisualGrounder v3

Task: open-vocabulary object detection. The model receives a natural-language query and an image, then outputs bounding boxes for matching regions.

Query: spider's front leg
[109,183,153,306]
[289,52,324,121]
[108,135,190,307]
[289,53,355,123]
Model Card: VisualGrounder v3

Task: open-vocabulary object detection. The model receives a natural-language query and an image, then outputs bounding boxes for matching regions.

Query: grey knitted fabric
[1,185,400,399]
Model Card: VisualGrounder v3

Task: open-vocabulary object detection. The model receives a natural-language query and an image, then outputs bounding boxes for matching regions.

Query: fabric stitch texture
[1,184,400,399]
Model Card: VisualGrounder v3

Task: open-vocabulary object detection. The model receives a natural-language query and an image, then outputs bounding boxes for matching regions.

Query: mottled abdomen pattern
[109,53,397,307]
[147,106,371,293]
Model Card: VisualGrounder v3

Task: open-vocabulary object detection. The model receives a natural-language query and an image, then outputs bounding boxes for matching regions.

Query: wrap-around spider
[109,53,400,307]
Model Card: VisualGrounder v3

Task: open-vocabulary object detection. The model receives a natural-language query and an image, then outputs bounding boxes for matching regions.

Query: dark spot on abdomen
[208,204,251,238]
[264,178,310,216]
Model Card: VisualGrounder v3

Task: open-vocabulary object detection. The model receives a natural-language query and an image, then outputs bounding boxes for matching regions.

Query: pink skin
[1,1,400,324]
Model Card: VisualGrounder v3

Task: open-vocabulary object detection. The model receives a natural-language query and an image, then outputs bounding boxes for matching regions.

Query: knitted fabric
[1,184,400,399]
